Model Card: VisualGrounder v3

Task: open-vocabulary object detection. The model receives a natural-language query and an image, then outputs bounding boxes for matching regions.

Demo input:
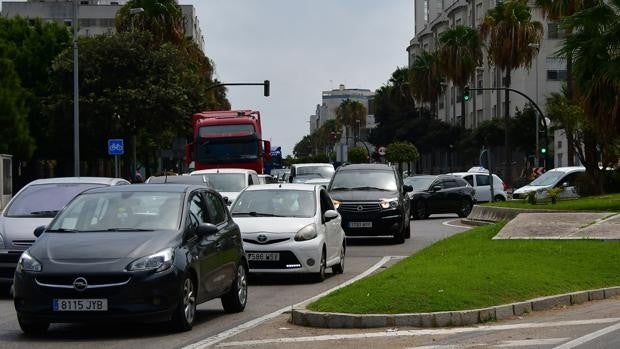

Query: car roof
[545,166,586,173]
[293,163,334,168]
[190,168,257,175]
[242,183,316,192]
[146,175,210,185]
[84,183,200,194]
[448,172,501,177]
[337,163,394,171]
[24,177,129,186]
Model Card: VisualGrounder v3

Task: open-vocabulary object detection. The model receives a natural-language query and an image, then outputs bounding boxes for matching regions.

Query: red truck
[185,110,271,173]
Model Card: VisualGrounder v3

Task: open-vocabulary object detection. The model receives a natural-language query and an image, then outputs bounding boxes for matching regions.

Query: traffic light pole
[466,86,550,171]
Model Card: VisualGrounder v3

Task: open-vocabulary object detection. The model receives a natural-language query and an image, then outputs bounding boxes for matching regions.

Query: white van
[288,163,335,184]
[448,171,507,202]
[190,168,259,205]
[512,166,585,200]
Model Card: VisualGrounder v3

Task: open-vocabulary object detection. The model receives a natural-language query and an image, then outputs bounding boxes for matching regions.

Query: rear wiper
[29,210,59,216]
[45,228,78,233]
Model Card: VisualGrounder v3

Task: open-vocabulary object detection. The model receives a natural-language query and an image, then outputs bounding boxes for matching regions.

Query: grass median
[483,193,620,212]
[308,222,620,314]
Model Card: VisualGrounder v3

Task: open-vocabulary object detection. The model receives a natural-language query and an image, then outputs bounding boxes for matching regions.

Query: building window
[456,18,462,26]
[476,70,483,94]
[450,86,455,105]
[546,57,567,81]
[557,153,564,166]
[547,22,565,39]
[492,105,497,118]
[438,93,445,110]
[64,20,72,27]
[424,0,429,23]
[557,140,563,149]
[476,3,483,23]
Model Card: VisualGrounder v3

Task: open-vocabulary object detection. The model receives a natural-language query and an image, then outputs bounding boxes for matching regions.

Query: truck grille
[339,202,381,213]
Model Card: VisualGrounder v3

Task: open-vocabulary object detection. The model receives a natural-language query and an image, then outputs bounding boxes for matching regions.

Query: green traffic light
[463,86,470,101]
[541,148,547,154]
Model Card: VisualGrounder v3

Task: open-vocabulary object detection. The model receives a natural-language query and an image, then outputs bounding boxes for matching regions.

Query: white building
[407,0,576,168]
[309,84,376,162]
[1,0,204,52]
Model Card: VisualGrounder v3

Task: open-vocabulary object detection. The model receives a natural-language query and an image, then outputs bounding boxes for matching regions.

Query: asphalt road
[0,215,468,349]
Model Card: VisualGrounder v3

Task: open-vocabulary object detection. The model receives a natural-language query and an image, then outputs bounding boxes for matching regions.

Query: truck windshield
[197,139,259,163]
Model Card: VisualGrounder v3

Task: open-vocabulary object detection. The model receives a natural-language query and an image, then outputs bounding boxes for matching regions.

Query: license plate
[53,299,108,312]
[349,221,372,228]
[247,252,280,261]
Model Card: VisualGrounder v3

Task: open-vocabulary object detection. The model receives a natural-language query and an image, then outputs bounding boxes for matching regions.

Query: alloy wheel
[183,278,196,324]
[236,265,247,306]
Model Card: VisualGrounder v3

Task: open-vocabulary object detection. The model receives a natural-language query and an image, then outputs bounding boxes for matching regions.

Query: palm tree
[438,25,483,127]
[409,50,444,117]
[479,0,543,184]
[116,0,185,46]
[535,0,597,166]
[560,0,620,190]
[336,99,367,145]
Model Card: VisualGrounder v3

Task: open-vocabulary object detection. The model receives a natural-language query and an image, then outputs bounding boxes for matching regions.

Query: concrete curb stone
[290,286,620,329]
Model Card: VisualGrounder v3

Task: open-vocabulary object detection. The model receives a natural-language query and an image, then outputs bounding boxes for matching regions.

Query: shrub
[526,191,537,205]
[546,187,564,204]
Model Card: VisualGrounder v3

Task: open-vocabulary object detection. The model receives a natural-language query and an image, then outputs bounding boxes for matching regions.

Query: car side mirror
[562,182,569,188]
[222,196,232,206]
[403,184,413,193]
[324,210,339,222]
[196,223,218,237]
[432,185,442,192]
[34,225,46,238]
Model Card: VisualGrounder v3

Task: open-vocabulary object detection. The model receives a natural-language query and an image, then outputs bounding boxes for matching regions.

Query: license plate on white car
[247,252,280,261]
[53,299,108,312]
[349,221,372,228]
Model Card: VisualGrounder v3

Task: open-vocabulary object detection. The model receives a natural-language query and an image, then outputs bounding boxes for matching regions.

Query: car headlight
[294,224,317,241]
[127,248,174,272]
[380,198,399,209]
[332,200,341,209]
[17,250,42,272]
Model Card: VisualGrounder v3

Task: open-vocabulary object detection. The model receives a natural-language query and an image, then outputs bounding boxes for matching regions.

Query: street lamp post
[73,0,79,176]
[129,7,145,181]
[529,43,541,167]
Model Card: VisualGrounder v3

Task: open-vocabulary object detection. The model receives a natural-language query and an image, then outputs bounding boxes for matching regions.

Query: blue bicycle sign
[108,139,124,156]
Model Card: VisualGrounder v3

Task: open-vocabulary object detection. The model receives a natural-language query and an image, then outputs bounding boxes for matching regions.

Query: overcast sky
[184,0,414,156]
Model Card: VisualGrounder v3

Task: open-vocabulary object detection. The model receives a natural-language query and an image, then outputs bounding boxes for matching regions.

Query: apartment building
[1,0,204,51]
[407,0,575,167]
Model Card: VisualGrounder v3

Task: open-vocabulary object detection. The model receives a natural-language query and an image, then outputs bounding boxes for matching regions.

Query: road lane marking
[496,338,570,347]
[215,318,620,347]
[182,256,392,349]
[552,321,620,349]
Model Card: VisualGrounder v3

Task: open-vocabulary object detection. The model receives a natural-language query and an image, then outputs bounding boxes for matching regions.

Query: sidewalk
[494,212,620,240]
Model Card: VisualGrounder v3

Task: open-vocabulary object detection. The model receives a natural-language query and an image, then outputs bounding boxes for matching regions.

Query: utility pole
[73,0,80,176]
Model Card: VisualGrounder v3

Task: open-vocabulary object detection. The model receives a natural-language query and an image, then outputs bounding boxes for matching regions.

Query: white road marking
[496,338,570,347]
[182,256,392,349]
[552,321,620,349]
[442,219,470,228]
[216,318,620,347]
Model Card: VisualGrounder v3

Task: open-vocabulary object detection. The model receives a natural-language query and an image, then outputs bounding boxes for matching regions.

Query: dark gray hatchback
[13,184,247,335]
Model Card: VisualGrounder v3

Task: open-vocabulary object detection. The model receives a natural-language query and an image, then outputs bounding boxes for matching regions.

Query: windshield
[528,171,565,186]
[199,124,255,137]
[330,170,397,191]
[197,138,259,163]
[231,189,315,218]
[196,173,246,192]
[404,176,436,191]
[48,191,183,232]
[295,165,334,179]
[6,183,107,218]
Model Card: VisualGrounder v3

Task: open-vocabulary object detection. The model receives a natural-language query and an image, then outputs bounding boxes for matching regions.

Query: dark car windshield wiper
[330,187,352,191]
[45,228,78,233]
[29,210,59,217]
[232,212,285,217]
[351,186,391,191]
[88,228,155,232]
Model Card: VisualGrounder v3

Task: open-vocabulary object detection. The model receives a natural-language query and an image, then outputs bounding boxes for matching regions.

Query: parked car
[230,184,345,280]
[405,175,475,220]
[288,163,335,184]
[258,174,278,184]
[512,166,585,200]
[328,164,412,243]
[190,168,259,205]
[0,177,129,290]
[447,171,508,202]
[13,184,247,335]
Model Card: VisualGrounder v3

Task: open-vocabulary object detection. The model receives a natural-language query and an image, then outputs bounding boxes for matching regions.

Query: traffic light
[263,80,270,97]
[463,86,471,101]
[540,147,547,154]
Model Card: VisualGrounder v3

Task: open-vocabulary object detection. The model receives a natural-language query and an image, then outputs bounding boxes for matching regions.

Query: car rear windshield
[48,191,184,232]
[295,165,334,178]
[404,176,436,191]
[5,183,107,218]
[231,190,315,218]
[194,173,246,192]
[330,170,397,191]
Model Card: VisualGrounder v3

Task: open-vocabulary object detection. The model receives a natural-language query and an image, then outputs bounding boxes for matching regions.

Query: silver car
[230,184,345,281]
[0,177,129,289]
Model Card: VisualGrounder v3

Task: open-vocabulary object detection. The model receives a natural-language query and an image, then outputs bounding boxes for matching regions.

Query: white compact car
[448,171,507,202]
[190,168,259,205]
[230,184,345,281]
[512,166,585,200]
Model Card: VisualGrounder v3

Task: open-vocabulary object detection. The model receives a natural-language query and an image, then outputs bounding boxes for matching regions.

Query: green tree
[438,26,483,126]
[385,141,420,176]
[545,87,585,165]
[480,0,543,184]
[0,58,35,157]
[409,50,444,116]
[347,146,368,164]
[336,99,367,145]
[116,0,184,45]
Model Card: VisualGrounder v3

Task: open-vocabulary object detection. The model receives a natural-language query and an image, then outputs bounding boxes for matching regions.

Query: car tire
[413,201,428,220]
[457,199,473,218]
[332,244,345,274]
[17,315,49,336]
[314,249,327,282]
[170,275,197,332]
[494,195,506,202]
[221,263,248,313]
[404,217,411,239]
[393,223,405,244]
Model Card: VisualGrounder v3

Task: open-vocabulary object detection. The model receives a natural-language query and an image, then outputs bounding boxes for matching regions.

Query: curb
[467,205,564,223]
[290,286,620,328]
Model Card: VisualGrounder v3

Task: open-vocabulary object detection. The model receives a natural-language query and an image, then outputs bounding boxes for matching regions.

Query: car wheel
[494,195,506,202]
[414,201,428,220]
[170,276,196,332]
[457,199,473,218]
[17,315,49,336]
[314,249,326,282]
[404,217,411,239]
[332,244,345,274]
[221,263,248,313]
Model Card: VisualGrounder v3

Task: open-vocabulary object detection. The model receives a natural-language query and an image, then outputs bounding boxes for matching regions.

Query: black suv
[328,164,412,243]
